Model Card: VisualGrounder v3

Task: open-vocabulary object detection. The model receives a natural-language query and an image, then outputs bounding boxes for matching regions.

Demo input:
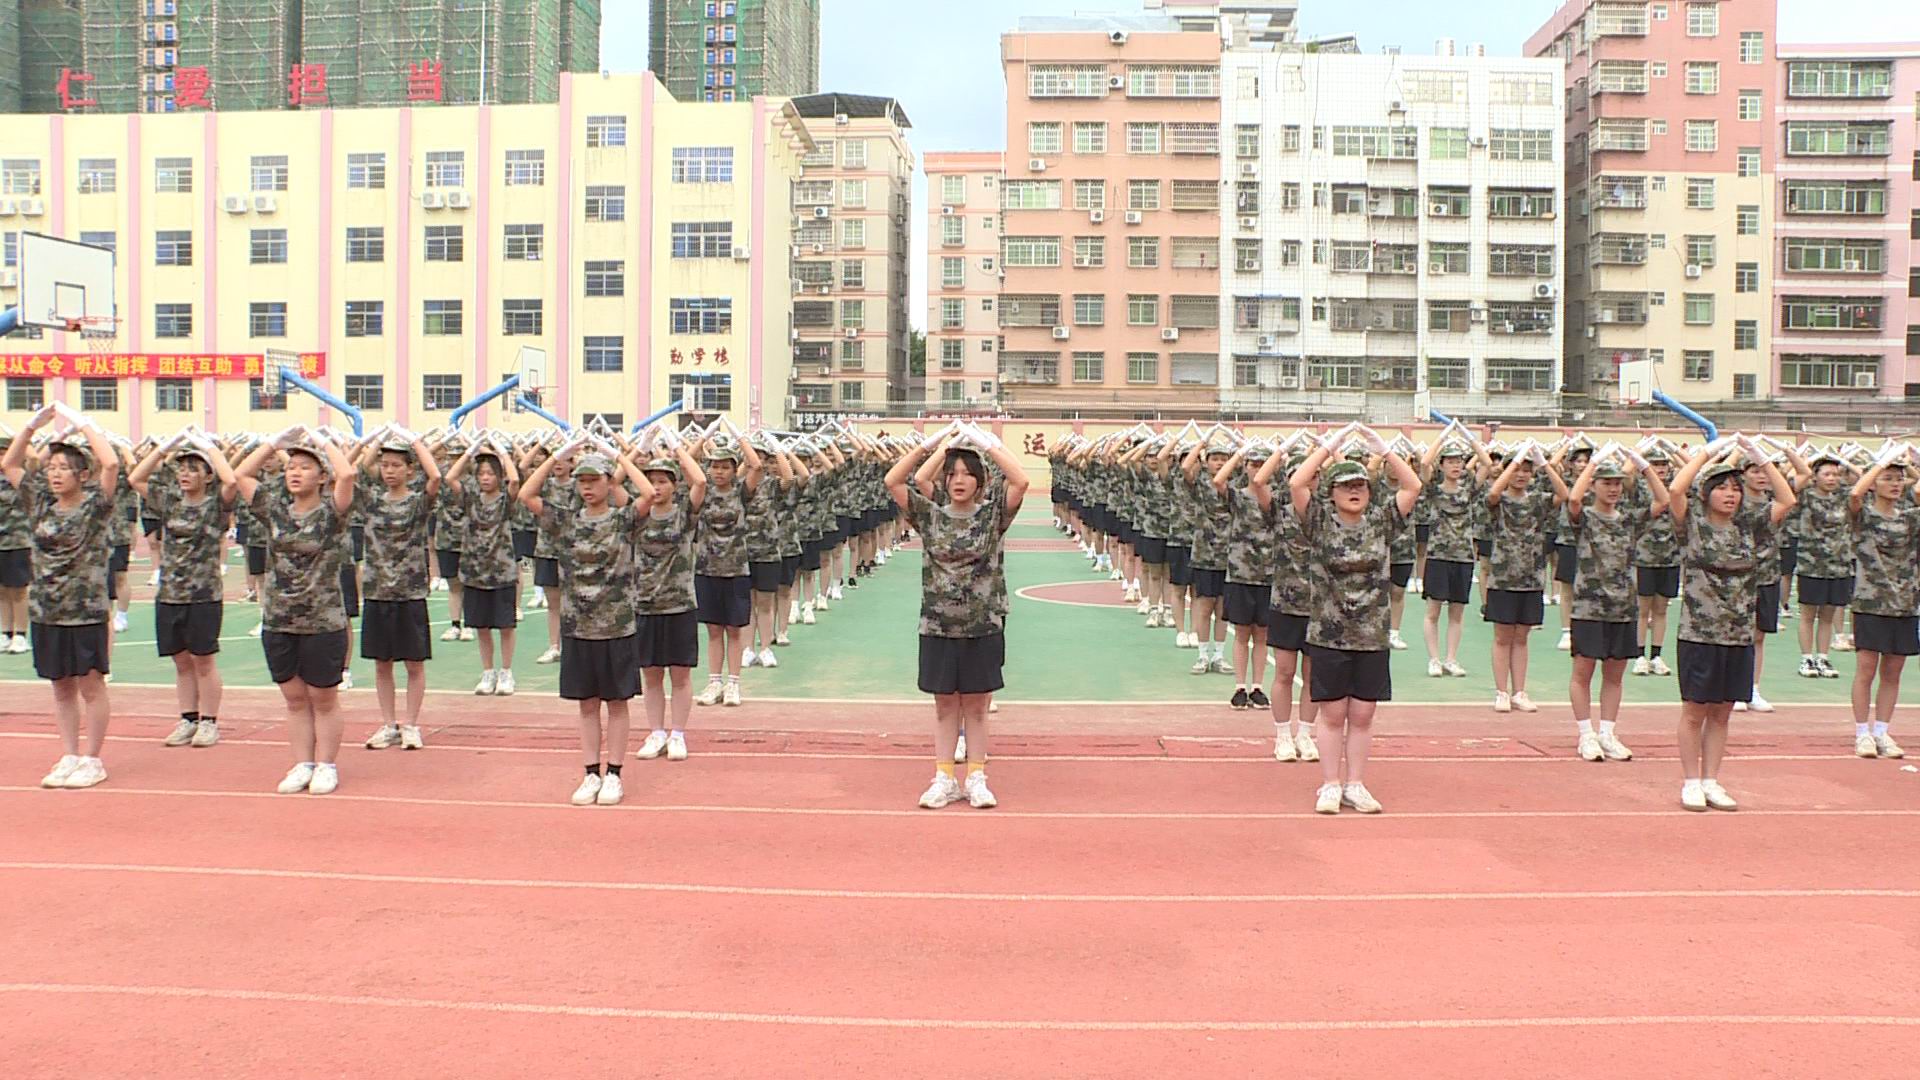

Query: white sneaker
[1428,658,1445,678]
[495,669,516,696]
[1856,733,1880,758]
[788,600,802,623]
[1556,629,1572,652]
[1190,655,1211,675]
[277,763,315,794]
[759,648,778,669]
[41,754,82,788]
[635,730,670,760]
[1134,597,1150,615]
[164,718,198,747]
[112,611,129,633]
[596,772,624,805]
[248,622,264,639]
[190,720,219,748]
[1650,656,1672,677]
[7,633,27,654]
[536,645,562,664]
[694,679,725,706]
[1632,657,1651,676]
[431,577,448,592]
[1493,691,1512,714]
[148,570,161,588]
[1747,691,1774,714]
[1294,730,1320,762]
[919,772,961,809]
[572,772,603,806]
[1700,779,1737,811]
[1833,633,1855,653]
[1875,733,1905,759]
[742,646,758,668]
[475,670,497,695]
[1599,732,1632,761]
[308,763,339,796]
[1315,782,1343,814]
[1578,732,1603,762]
[666,732,688,761]
[722,681,742,707]
[1443,660,1468,678]
[460,627,476,642]
[440,625,462,642]
[1733,700,1748,713]
[530,589,548,609]
[773,632,791,647]
[365,724,399,750]
[1273,732,1298,762]
[1388,630,1408,651]
[1680,779,1707,812]
[1341,782,1382,814]
[830,584,845,601]
[801,603,816,625]
[400,725,424,750]
[340,670,354,691]
[1211,657,1234,676]
[63,756,108,789]
[964,771,998,808]
[1511,691,1538,714]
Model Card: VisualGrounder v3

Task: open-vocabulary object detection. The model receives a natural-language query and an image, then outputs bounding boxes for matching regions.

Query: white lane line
[0,983,1914,1034]
[3,785,1913,821]
[5,861,1916,906]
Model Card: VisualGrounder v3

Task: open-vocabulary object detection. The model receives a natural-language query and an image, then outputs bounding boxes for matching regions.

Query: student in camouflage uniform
[1181,441,1234,676]
[1157,437,1198,649]
[775,443,809,643]
[1666,437,1796,812]
[444,438,522,695]
[793,442,830,626]
[356,431,443,752]
[743,433,796,670]
[1794,453,1855,679]
[235,451,274,620]
[1249,449,1321,764]
[1551,443,1595,652]
[1287,430,1420,815]
[106,445,138,635]
[1844,454,1919,761]
[629,441,708,764]
[1126,437,1174,631]
[1378,454,1418,653]
[888,430,1029,811]
[0,432,31,655]
[1416,436,1489,678]
[1482,443,1570,715]
[432,436,473,644]
[235,431,359,797]
[1733,446,1809,715]
[1566,450,1666,762]
[691,434,764,708]
[128,433,239,750]
[3,408,121,790]
[520,441,572,666]
[1631,451,1682,677]
[1211,442,1275,711]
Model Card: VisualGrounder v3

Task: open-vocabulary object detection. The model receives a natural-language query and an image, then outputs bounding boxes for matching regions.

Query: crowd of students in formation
[5,401,1913,815]
[1052,420,1918,813]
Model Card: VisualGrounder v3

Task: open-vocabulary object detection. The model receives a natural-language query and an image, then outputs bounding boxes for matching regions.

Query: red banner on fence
[0,353,327,380]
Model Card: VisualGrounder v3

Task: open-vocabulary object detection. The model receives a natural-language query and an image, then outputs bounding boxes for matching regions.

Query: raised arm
[1384,450,1422,517]
[203,440,240,504]
[232,441,278,504]
[1249,449,1285,513]
[81,425,120,501]
[675,442,707,513]
[1666,449,1713,525]
[615,447,653,509]
[324,439,356,514]
[1210,444,1249,493]
[739,436,765,490]
[2,405,56,488]
[887,437,934,510]
[983,438,1031,522]
[1288,445,1332,520]
[125,436,175,499]
[1567,456,1599,523]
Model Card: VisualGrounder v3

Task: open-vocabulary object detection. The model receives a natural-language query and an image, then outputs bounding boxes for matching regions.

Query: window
[249,378,288,411]
[0,159,39,196]
[1786,121,1891,156]
[424,224,463,262]
[1169,296,1217,329]
[584,185,625,222]
[1072,236,1104,268]
[1001,180,1060,210]
[840,300,866,330]
[1126,64,1221,97]
[1003,236,1060,267]
[154,303,192,338]
[841,259,864,290]
[1730,373,1756,400]
[1739,31,1764,63]
[346,152,385,189]
[583,336,624,373]
[422,375,463,411]
[345,226,384,263]
[940,256,964,288]
[423,150,464,188]
[1072,179,1105,211]
[1127,236,1159,268]
[1683,294,1714,325]
[154,379,193,412]
[79,379,117,412]
[1686,2,1717,35]
[585,115,627,148]
[1489,128,1552,161]
[1736,205,1759,235]
[1235,124,1260,158]
[1683,350,1713,381]
[155,157,192,193]
[671,147,733,182]
[154,230,192,266]
[1779,354,1880,389]
[1028,122,1063,155]
[670,221,731,259]
[1685,177,1715,209]
[1235,239,1260,272]
[1784,238,1883,273]
[1127,180,1160,210]
[78,230,114,255]
[1127,353,1159,384]
[940,380,965,404]
[583,260,625,297]
[1737,146,1760,177]
[1,376,46,411]
[939,298,964,329]
[77,158,115,194]
[1684,235,1716,267]
[248,301,286,338]
[503,223,544,261]
[423,299,463,336]
[502,148,545,187]
[250,154,288,191]
[1073,122,1107,154]
[501,299,543,336]
[1485,357,1554,392]
[1429,127,1468,160]
[1126,123,1162,155]
[939,217,964,246]
[1735,321,1758,350]
[1684,120,1717,152]
[1171,180,1219,211]
[1489,245,1554,277]
[1280,125,1301,152]
[1072,352,1105,383]
[842,218,868,249]
[344,300,384,338]
[1073,294,1104,326]
[1737,91,1761,121]
[940,175,966,204]
[1684,62,1718,94]
[1785,180,1886,215]
[1429,242,1470,275]
[838,381,864,406]
[669,298,731,334]
[249,228,287,264]
[1128,295,1159,326]
[344,374,384,411]
[1735,263,1759,293]
[1027,64,1107,98]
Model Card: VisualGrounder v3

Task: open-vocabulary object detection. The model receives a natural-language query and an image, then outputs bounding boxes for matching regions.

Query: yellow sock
[936,760,955,778]
[966,761,987,777]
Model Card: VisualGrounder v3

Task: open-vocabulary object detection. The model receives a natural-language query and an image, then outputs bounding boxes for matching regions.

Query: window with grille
[586,115,627,148]
[583,336,625,372]
[154,303,192,338]
[1685,177,1715,209]
[1003,236,1061,267]
[503,148,545,187]
[77,158,115,194]
[155,157,192,193]
[1127,353,1159,384]
[584,260,625,297]
[345,301,384,338]
[1683,350,1713,381]
[345,226,385,263]
[501,299,543,336]
[1027,64,1107,97]
[155,379,193,411]
[504,224,545,261]
[79,379,117,412]
[671,222,732,258]
[422,375,463,411]
[1127,180,1160,210]
[1126,123,1162,155]
[1683,294,1715,325]
[347,152,386,189]
[423,300,463,336]
[344,375,384,411]
[1073,294,1104,326]
[250,228,287,264]
[585,185,626,222]
[424,150,465,188]
[155,230,192,266]
[424,224,463,262]
[249,302,286,338]
[1489,129,1552,161]
[250,155,288,192]
[669,298,731,334]
[1027,123,1063,154]
[1127,236,1159,268]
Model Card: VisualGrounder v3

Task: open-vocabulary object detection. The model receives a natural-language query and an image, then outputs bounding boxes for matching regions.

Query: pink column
[46,115,67,406]
[396,107,414,425]
[748,95,769,426]
[636,79,656,415]
[199,114,218,431]
[554,75,574,419]
[314,111,334,428]
[125,115,143,439]
[473,105,492,425]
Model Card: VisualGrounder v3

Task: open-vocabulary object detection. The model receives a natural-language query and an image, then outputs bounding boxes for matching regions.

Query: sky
[612,2,1920,331]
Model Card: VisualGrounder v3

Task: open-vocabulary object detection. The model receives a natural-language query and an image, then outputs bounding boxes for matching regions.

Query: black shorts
[1474,538,1493,559]
[918,632,1005,696]
[1677,639,1754,705]
[800,539,823,572]
[533,557,560,588]
[1484,588,1544,627]
[1191,567,1227,599]
[1554,544,1578,585]
[351,525,366,563]
[360,598,433,663]
[435,549,462,580]
[262,628,348,688]
[1780,540,1799,581]
[1223,582,1270,628]
[636,610,699,669]
[1755,583,1781,635]
[1136,536,1167,565]
[781,554,802,587]
[559,634,640,701]
[1305,643,1392,703]
[110,544,131,573]
[1636,566,1680,599]
[1797,575,1854,608]
[339,564,360,619]
[0,547,29,588]
[1423,559,1474,605]
[749,561,783,594]
[1852,611,1920,656]
[695,574,752,627]
[247,546,268,576]
[155,600,222,657]
[1390,562,1413,589]
[31,622,110,681]
[837,516,859,543]
[461,585,518,629]
[1570,619,1638,661]
[512,529,537,560]
[142,517,161,538]
[1266,610,1309,652]
[1166,545,1193,588]
[1415,524,1432,546]
[1117,523,1138,548]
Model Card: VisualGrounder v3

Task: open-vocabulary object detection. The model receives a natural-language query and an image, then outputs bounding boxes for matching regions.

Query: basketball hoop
[262,347,299,398]
[69,315,122,368]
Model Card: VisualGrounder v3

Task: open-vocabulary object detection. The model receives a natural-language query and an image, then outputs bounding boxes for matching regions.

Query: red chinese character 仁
[57,68,96,110]
[407,60,444,104]
[712,347,729,366]
[175,67,211,109]
[288,64,328,107]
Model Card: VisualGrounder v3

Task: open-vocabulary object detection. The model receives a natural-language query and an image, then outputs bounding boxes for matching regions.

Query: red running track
[2,714,1919,1079]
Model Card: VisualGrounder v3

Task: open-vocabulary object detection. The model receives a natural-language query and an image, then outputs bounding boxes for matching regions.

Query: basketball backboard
[1617,358,1655,406]
[20,232,116,331]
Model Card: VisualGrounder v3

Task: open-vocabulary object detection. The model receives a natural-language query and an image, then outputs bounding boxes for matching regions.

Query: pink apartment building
[925,150,1007,410]
[998,19,1225,412]
[1772,45,1920,407]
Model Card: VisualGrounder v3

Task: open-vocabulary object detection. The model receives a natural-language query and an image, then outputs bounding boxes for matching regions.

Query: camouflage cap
[1700,461,1743,489]
[285,444,332,473]
[1592,461,1626,481]
[644,457,683,480]
[1438,441,1470,460]
[1326,460,1370,486]
[1245,443,1273,463]
[570,452,615,477]
[378,437,415,455]
[1642,448,1671,465]
[706,434,742,462]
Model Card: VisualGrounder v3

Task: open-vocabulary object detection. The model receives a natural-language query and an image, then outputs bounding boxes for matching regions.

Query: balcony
[1000,352,1061,386]
[1330,299,1418,334]
[1367,245,1419,275]
[1593,120,1649,153]
[1592,176,1647,210]
[1487,302,1555,335]
[1589,293,1650,326]
[1780,297,1884,333]
[1591,233,1649,266]
[1166,123,1221,156]
[1591,61,1649,95]
[1786,61,1894,99]
[1592,4,1649,36]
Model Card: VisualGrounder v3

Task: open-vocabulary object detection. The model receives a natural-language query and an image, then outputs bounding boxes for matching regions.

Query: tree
[908,330,926,378]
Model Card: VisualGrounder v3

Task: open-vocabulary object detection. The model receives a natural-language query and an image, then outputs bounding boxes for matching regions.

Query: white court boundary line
[4,785,1914,821]
[0,983,1915,1034]
[4,861,1916,906]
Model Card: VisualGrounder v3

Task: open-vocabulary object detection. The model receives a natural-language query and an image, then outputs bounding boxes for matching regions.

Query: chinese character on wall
[288,64,328,107]
[407,61,444,104]
[57,69,96,110]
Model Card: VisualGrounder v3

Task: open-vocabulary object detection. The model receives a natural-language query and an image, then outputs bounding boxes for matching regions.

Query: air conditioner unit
[1585,326,1597,339]
[732,244,751,260]
[1073,257,1095,268]
[1256,335,1277,349]
[1855,371,1878,389]
[251,194,276,213]
[1277,373,1301,389]
[1430,202,1450,216]
[1684,264,1702,278]
[1108,29,1129,45]
[1108,75,1125,89]
[1469,135,1487,147]
[1486,376,1509,391]
[1240,162,1258,177]
[834,113,851,126]
[1028,158,1047,172]
[1124,211,1143,225]
[1541,211,1556,220]
[19,198,44,217]
[1469,307,1488,322]
[1598,310,1615,323]
[1534,283,1557,299]
[813,206,830,219]
[1161,328,1180,342]
[817,285,832,295]
[446,191,472,209]
[811,243,826,254]
[1052,326,1071,340]
[844,328,859,339]
[941,205,956,216]
[1239,215,1258,229]
[1388,99,1406,113]
[0,269,17,288]
[223,194,250,214]
[0,199,15,216]
[1089,209,1105,223]
[817,364,832,376]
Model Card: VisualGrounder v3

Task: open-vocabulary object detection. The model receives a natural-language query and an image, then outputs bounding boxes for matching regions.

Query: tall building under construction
[9,0,601,113]
[648,0,819,102]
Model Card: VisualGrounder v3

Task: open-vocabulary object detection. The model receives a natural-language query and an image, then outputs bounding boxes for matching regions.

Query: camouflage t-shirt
[360,486,435,602]
[744,475,783,564]
[1420,477,1481,563]
[633,491,698,616]
[532,475,578,560]
[1736,491,1783,582]
[697,481,752,578]
[1851,502,1920,618]
[907,486,1008,639]
[1224,485,1276,585]
[1299,496,1406,653]
[1488,488,1557,591]
[253,485,350,634]
[779,478,805,558]
[459,489,519,589]
[1269,495,1315,618]
[1795,487,1854,580]
[153,488,234,605]
[1163,469,1194,549]
[1570,504,1644,624]
[1377,476,1417,565]
[1187,472,1230,571]
[108,481,137,548]
[1629,481,1679,568]
[11,477,114,626]
[434,478,470,553]
[0,470,31,550]
[1677,508,1773,647]
[539,501,644,640]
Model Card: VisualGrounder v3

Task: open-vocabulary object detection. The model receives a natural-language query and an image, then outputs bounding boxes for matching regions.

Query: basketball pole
[1652,389,1717,441]
[0,307,18,337]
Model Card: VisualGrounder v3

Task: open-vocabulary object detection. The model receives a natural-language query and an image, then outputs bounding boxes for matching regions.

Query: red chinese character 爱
[407,60,444,104]
[57,68,96,110]
[288,64,328,107]
[175,66,211,109]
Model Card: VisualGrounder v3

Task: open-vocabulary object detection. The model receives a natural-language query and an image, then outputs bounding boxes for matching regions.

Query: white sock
[1575,719,1594,734]
[670,728,684,737]
[1856,722,1870,737]
[1871,721,1889,737]
[1600,720,1617,737]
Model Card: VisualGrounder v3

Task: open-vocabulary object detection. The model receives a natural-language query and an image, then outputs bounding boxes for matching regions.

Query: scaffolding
[20,0,83,113]
[302,0,442,107]
[495,0,561,106]
[560,0,601,75]
[214,0,302,111]
[650,0,819,101]
[0,1,21,113]
[442,0,499,106]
